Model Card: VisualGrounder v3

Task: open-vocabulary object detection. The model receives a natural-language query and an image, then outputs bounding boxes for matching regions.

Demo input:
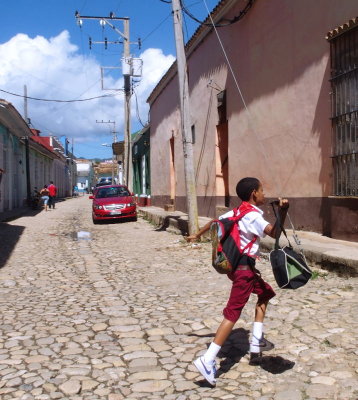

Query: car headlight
[126,203,136,207]
[94,205,103,210]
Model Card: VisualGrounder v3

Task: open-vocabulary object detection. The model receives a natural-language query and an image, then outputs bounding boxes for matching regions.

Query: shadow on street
[154,215,188,235]
[0,223,26,268]
[192,327,295,384]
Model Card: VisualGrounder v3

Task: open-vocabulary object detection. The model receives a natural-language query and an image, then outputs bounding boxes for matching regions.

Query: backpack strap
[229,205,259,257]
[241,235,258,257]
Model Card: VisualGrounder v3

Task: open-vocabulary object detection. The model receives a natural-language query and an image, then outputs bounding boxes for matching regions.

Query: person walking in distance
[40,185,50,212]
[186,177,289,386]
[48,181,57,209]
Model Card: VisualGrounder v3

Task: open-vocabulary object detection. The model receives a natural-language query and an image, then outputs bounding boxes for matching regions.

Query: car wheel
[132,216,137,222]
[92,218,99,224]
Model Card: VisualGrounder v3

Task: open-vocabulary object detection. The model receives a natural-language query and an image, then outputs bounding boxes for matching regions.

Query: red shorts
[223,269,276,323]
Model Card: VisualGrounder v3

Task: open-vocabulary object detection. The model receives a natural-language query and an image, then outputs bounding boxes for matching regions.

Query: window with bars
[329,25,358,196]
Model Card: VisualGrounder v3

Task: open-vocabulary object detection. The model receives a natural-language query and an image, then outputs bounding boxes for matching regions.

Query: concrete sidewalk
[0,197,80,223]
[139,206,358,276]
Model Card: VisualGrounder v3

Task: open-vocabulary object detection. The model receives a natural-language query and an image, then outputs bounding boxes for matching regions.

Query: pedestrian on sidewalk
[40,185,50,212]
[186,177,289,386]
[48,181,57,209]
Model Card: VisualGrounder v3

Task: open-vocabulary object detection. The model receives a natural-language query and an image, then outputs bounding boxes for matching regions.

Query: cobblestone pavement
[0,196,357,400]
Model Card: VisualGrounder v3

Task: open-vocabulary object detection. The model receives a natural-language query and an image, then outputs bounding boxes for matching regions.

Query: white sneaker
[193,356,217,386]
[250,334,275,353]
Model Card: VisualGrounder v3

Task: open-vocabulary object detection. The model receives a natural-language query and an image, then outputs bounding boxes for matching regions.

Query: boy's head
[236,177,262,202]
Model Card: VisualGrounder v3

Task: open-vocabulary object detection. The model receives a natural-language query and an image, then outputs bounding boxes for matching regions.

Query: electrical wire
[132,89,147,128]
[182,4,190,41]
[0,88,122,103]
[141,12,172,43]
[159,0,172,3]
[181,0,255,28]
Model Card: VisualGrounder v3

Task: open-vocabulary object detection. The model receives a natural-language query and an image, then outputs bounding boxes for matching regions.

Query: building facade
[0,99,71,213]
[147,0,358,240]
[132,126,151,198]
[76,159,94,192]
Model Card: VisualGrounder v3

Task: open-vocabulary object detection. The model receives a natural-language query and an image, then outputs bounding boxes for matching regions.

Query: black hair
[236,177,260,201]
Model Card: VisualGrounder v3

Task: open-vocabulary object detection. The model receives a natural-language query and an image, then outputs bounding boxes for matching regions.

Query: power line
[0,88,121,103]
[181,0,255,28]
[132,89,147,128]
[141,13,172,43]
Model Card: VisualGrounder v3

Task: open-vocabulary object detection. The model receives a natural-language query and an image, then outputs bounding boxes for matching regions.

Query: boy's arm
[264,198,289,239]
[185,220,214,242]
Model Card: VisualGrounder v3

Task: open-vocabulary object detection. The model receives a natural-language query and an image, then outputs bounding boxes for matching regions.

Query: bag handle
[270,201,292,249]
[270,202,306,259]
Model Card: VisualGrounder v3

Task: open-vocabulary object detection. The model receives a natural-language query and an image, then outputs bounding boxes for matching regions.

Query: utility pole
[123,19,132,191]
[75,12,140,192]
[171,0,199,234]
[96,120,117,183]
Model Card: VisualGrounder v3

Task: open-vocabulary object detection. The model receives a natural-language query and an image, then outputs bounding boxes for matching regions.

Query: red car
[90,185,137,224]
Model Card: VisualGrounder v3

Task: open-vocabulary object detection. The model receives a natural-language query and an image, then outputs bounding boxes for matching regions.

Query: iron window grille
[330,26,358,196]
[329,25,358,196]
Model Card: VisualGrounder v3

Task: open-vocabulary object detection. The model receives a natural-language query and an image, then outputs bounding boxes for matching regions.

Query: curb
[139,207,358,276]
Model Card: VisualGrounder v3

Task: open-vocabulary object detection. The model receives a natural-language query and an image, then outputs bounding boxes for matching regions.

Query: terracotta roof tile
[326,17,358,41]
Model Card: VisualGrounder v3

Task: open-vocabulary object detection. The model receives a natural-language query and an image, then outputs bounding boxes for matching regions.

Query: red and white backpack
[210,202,258,274]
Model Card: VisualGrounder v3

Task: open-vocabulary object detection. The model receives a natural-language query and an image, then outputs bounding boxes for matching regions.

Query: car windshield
[96,187,130,199]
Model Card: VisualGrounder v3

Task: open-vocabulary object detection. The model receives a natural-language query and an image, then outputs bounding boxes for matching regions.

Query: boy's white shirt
[219,204,270,257]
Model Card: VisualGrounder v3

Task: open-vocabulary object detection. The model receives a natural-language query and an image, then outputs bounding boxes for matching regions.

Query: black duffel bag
[269,203,312,289]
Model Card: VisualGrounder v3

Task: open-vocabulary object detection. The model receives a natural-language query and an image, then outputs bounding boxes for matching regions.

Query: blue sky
[0,0,218,159]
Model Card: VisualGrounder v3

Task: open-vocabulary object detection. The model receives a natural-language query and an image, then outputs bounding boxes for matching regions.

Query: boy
[186,177,289,386]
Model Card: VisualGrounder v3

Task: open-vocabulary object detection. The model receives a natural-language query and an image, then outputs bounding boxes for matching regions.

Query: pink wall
[148,0,358,236]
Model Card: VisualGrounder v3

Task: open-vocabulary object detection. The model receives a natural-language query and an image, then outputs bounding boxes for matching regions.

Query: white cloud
[0,31,174,143]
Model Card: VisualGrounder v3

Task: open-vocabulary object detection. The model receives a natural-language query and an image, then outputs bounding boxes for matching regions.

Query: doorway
[169,135,175,206]
[215,122,229,207]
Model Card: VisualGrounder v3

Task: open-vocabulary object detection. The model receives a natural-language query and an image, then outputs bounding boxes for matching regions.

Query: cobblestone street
[0,196,357,400]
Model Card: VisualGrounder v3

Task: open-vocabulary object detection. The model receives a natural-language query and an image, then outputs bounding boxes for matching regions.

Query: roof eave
[147,0,236,105]
[326,16,358,41]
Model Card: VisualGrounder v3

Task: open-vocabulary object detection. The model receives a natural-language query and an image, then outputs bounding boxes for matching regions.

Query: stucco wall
[149,0,358,237]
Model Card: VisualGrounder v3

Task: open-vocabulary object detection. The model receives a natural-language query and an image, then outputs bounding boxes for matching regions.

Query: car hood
[93,196,133,205]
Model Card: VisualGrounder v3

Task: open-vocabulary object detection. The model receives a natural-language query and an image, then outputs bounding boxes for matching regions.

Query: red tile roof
[30,135,57,155]
[326,17,358,41]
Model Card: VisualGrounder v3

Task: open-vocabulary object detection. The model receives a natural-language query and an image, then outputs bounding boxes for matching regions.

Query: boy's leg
[193,318,235,386]
[213,318,235,346]
[255,299,268,322]
[202,318,235,365]
[194,271,253,385]
[206,270,254,361]
[249,278,276,363]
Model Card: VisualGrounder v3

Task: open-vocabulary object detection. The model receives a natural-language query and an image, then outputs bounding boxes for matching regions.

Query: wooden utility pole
[75,12,135,191]
[96,120,117,182]
[123,19,132,191]
[171,0,199,234]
